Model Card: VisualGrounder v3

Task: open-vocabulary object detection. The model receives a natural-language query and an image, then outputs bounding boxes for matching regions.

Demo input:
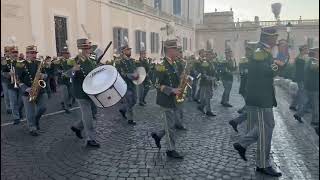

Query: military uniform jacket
[190,60,202,78]
[220,59,236,81]
[137,58,151,86]
[304,58,319,92]
[155,57,180,108]
[17,60,47,96]
[294,55,306,82]
[115,56,137,91]
[57,60,72,85]
[68,56,96,99]
[1,58,13,86]
[239,57,249,96]
[199,60,215,86]
[245,47,278,108]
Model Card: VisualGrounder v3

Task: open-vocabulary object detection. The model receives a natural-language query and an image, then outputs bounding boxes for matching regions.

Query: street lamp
[286,22,292,47]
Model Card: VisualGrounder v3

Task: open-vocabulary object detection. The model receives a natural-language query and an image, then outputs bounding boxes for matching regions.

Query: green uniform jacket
[294,55,306,82]
[68,56,96,99]
[155,57,180,108]
[221,59,236,81]
[115,57,137,91]
[1,58,13,86]
[17,60,47,96]
[304,58,319,91]
[245,47,278,108]
[57,60,72,85]
[239,58,249,96]
[199,60,215,86]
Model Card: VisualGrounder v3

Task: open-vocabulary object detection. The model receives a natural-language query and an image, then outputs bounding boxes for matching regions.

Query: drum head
[83,65,117,95]
[133,67,146,85]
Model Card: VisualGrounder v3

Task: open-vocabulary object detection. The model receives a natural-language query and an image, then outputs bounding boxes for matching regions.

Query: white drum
[82,65,127,108]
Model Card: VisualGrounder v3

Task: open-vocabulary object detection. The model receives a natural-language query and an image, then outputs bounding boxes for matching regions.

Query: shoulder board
[67,59,76,66]
[155,64,166,72]
[15,61,25,68]
[239,57,248,64]
[253,48,268,61]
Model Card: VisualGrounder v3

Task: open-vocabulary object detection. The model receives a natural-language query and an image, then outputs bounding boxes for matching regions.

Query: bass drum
[82,65,127,108]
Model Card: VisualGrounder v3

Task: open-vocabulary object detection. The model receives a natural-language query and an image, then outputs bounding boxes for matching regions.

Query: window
[54,16,68,56]
[154,0,161,10]
[150,32,160,53]
[307,38,314,48]
[190,38,192,51]
[173,0,181,16]
[135,30,146,53]
[113,27,128,53]
[183,37,188,51]
[225,40,231,50]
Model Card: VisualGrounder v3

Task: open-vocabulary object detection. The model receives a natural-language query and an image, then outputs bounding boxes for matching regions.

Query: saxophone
[176,60,193,103]
[29,57,47,102]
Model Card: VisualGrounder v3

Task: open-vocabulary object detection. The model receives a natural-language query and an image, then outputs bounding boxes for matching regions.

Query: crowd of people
[1,26,319,177]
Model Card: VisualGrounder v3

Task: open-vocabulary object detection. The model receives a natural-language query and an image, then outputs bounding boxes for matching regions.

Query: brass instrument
[29,57,47,102]
[10,60,19,88]
[176,60,193,103]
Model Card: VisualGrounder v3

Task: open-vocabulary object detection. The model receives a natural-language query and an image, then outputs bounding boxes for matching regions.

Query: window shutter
[113,28,119,52]
[142,31,146,52]
[156,33,159,53]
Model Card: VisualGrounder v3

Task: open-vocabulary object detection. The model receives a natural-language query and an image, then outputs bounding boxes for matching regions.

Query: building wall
[1,0,202,62]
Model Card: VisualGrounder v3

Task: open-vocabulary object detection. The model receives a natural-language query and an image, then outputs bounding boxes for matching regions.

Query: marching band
[1,25,319,177]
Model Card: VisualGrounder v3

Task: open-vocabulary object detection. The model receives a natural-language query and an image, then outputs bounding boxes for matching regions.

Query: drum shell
[88,72,127,108]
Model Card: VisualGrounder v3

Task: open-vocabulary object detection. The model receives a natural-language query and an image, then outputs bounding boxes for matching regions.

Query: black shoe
[151,132,161,149]
[142,100,147,105]
[197,106,205,114]
[237,109,243,114]
[70,126,83,139]
[128,120,136,125]
[289,106,297,111]
[175,125,187,130]
[206,111,216,117]
[13,119,20,125]
[64,109,71,114]
[196,101,201,104]
[256,167,282,177]
[92,115,97,120]
[293,114,303,123]
[233,143,247,161]
[119,109,127,119]
[86,140,100,148]
[6,110,12,114]
[166,150,184,159]
[229,120,238,133]
[68,104,72,108]
[139,102,145,106]
[29,130,39,136]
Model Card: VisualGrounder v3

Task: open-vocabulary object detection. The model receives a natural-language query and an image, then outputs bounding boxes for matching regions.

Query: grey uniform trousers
[155,107,177,151]
[221,80,233,104]
[60,84,72,108]
[2,82,11,111]
[238,106,274,168]
[8,88,23,120]
[73,98,96,141]
[290,81,305,109]
[297,91,319,125]
[174,103,184,127]
[199,85,213,113]
[120,89,137,120]
[22,93,48,131]
[137,82,150,103]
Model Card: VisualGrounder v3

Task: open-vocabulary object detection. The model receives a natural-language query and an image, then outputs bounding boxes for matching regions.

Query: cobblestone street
[1,80,319,180]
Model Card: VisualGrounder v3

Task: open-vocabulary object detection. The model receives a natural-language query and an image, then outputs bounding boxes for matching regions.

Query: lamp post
[286,22,292,47]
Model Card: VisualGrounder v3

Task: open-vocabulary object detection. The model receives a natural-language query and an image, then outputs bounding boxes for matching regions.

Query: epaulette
[239,57,248,64]
[15,61,25,68]
[155,64,166,72]
[253,48,268,61]
[67,59,76,66]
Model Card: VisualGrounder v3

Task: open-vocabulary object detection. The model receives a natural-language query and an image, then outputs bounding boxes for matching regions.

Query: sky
[204,0,319,21]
